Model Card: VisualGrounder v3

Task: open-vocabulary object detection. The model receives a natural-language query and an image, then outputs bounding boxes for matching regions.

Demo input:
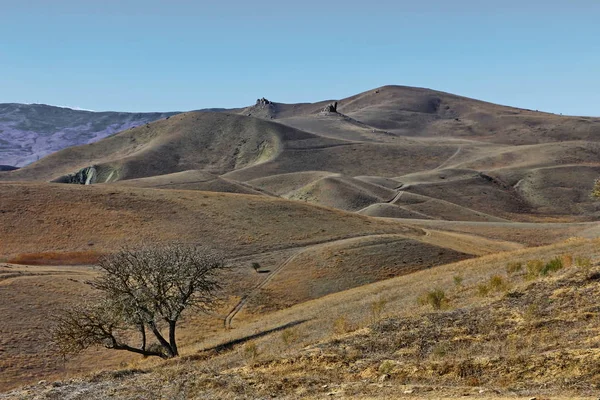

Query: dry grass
[7,251,102,266]
[1,237,599,398]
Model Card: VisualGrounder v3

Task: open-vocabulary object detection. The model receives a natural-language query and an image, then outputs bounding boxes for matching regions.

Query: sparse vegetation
[418,288,447,310]
[251,262,262,272]
[8,250,102,266]
[477,283,490,297]
[576,256,592,269]
[488,274,509,292]
[526,259,545,279]
[506,261,522,275]
[281,328,299,346]
[541,257,563,275]
[369,298,387,323]
[242,342,259,362]
[52,244,225,359]
[453,274,464,286]
[332,316,355,334]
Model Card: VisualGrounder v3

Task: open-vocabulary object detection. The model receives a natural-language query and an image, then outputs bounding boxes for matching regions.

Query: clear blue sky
[1,1,599,115]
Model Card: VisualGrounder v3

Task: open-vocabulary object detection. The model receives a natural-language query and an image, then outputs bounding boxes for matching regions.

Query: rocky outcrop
[54,165,98,185]
[256,98,272,106]
[323,101,338,113]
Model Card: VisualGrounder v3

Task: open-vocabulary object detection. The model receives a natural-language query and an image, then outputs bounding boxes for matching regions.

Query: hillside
[2,238,598,399]
[2,87,600,221]
[0,103,179,167]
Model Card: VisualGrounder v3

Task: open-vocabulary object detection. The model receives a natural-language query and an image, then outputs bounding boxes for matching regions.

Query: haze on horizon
[1,0,599,115]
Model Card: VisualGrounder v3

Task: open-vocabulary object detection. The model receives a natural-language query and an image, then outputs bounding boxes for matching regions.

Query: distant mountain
[0,103,180,167]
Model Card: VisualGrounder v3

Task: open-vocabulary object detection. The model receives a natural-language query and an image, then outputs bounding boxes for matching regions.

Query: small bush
[251,262,261,272]
[281,328,299,346]
[378,360,395,376]
[576,256,592,269]
[432,342,451,358]
[506,261,522,275]
[333,316,355,335]
[541,257,563,276]
[418,288,447,310]
[242,342,259,362]
[453,275,464,286]
[370,298,387,323]
[477,283,490,297]
[526,259,545,279]
[489,275,509,292]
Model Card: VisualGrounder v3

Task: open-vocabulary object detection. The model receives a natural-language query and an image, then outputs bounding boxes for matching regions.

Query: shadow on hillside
[206,319,310,353]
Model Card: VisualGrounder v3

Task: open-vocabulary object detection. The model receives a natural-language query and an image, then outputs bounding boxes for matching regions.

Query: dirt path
[223,230,436,328]
[435,146,462,170]
[224,251,301,328]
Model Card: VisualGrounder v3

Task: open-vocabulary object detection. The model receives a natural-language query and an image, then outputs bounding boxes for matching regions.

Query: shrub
[418,288,447,310]
[242,342,259,362]
[576,256,592,269]
[541,257,563,275]
[333,316,355,335]
[525,259,545,279]
[251,262,261,272]
[370,298,387,323]
[453,275,464,286]
[477,283,490,297]
[378,360,395,375]
[489,275,509,292]
[281,328,299,346]
[506,261,522,275]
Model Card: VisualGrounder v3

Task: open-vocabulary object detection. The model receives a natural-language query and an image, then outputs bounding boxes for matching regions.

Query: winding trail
[222,229,435,329]
[435,146,462,170]
[224,251,301,328]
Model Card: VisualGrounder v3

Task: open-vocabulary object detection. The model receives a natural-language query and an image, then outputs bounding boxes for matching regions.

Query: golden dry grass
[2,238,599,399]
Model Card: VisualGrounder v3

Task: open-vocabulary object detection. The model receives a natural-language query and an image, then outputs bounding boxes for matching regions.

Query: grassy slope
[3,238,599,399]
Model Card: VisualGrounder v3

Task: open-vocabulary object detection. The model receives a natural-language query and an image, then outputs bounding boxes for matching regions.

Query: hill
[2,85,600,397]
[2,87,600,221]
[0,103,179,167]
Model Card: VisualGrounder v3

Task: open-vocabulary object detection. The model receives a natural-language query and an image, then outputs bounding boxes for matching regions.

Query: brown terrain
[0,85,599,399]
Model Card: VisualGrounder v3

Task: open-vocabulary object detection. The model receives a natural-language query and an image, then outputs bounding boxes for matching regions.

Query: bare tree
[52,244,225,359]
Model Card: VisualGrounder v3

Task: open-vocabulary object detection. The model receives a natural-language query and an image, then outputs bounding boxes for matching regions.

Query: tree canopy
[52,244,225,359]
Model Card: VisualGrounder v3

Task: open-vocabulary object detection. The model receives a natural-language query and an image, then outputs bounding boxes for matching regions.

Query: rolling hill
[1,85,600,397]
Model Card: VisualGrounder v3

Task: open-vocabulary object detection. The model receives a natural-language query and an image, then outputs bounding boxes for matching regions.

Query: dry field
[1,238,599,399]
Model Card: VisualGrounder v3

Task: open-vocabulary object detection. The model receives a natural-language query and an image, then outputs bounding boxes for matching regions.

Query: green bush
[489,275,509,292]
[251,262,261,272]
[418,288,447,310]
[541,257,563,276]
[477,283,490,297]
[453,275,464,286]
[526,259,545,279]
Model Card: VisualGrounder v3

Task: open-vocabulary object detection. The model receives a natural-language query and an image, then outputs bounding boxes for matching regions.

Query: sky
[1,1,599,115]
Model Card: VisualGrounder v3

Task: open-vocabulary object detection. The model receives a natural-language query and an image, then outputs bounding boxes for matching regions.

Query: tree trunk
[148,321,175,357]
[140,324,147,352]
[168,320,178,357]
